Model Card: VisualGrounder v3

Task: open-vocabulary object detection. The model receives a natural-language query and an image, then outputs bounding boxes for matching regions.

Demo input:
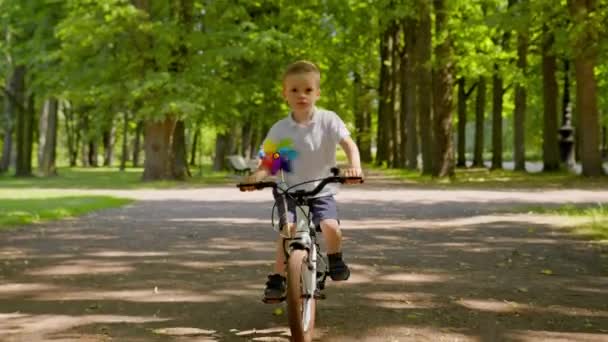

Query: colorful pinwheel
[259,138,298,175]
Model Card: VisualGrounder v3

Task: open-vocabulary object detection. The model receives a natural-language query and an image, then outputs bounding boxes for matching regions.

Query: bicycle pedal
[262,296,285,304]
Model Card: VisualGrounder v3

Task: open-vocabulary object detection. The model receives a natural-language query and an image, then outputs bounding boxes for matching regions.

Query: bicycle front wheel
[286,249,316,342]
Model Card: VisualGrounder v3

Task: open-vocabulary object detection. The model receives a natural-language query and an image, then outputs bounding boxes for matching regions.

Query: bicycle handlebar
[237,173,363,199]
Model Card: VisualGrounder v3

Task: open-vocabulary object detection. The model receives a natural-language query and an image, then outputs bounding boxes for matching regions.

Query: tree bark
[491,69,504,170]
[513,32,528,172]
[102,125,114,167]
[241,119,253,158]
[171,120,190,179]
[143,116,176,180]
[457,78,467,168]
[390,23,400,168]
[376,25,392,166]
[473,76,486,167]
[133,120,143,167]
[190,125,200,166]
[542,29,560,171]
[570,0,602,176]
[120,111,129,171]
[213,132,230,171]
[404,18,418,171]
[63,101,79,167]
[16,91,34,177]
[38,98,58,176]
[432,0,455,178]
[1,66,25,173]
[417,0,433,175]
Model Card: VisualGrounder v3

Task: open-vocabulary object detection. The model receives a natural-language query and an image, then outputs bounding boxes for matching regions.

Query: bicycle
[238,167,363,342]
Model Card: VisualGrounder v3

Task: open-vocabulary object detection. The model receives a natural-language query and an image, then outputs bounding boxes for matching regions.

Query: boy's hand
[342,167,364,178]
[242,169,268,184]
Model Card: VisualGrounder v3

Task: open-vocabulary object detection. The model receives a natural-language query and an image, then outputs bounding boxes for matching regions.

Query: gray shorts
[273,190,339,228]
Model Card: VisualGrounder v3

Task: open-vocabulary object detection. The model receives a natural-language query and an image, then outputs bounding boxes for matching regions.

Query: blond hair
[282,60,320,85]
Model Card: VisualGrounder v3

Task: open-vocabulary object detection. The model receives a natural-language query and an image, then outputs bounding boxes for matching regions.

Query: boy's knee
[320,219,339,231]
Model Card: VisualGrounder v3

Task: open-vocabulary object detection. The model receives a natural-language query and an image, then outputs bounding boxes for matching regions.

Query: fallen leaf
[540,269,553,275]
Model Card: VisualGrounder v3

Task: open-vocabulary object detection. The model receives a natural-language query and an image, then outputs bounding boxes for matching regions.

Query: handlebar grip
[342,177,364,184]
[237,182,277,192]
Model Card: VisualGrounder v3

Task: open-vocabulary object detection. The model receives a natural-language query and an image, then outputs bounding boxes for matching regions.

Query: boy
[245,60,363,302]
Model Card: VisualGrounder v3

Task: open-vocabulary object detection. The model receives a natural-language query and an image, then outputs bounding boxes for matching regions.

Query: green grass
[0,196,134,229]
[365,163,608,189]
[0,165,232,189]
[526,204,608,241]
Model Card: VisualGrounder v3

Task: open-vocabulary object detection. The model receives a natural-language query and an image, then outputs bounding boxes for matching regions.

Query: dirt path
[1,182,608,341]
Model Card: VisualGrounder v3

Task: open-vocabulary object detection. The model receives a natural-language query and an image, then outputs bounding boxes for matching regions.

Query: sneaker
[263,274,286,303]
[328,253,350,281]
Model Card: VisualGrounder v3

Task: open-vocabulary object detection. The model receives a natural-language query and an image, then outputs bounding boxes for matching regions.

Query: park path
[1,179,608,341]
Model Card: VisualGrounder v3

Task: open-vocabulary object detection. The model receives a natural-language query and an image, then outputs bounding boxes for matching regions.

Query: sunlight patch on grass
[0,166,232,189]
[0,196,133,229]
[526,204,608,241]
[365,163,607,189]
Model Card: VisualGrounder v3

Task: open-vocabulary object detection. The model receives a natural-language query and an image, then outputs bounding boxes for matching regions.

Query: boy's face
[282,72,320,114]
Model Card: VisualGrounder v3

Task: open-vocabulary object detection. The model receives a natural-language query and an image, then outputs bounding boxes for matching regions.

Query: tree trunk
[491,69,504,170]
[213,132,230,171]
[102,125,114,167]
[473,76,486,167]
[570,0,602,176]
[432,0,455,178]
[1,66,25,173]
[404,18,418,171]
[16,90,34,177]
[457,78,467,168]
[417,0,433,175]
[190,125,200,166]
[38,98,58,176]
[120,111,129,171]
[250,123,263,161]
[88,140,98,167]
[143,116,176,180]
[63,101,79,167]
[376,25,391,166]
[241,119,253,158]
[513,32,528,171]
[390,23,400,168]
[133,120,143,167]
[171,119,190,180]
[542,29,560,171]
[80,115,90,167]
[354,72,372,164]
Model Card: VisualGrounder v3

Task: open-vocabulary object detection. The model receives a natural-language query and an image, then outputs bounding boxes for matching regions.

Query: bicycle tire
[286,249,316,342]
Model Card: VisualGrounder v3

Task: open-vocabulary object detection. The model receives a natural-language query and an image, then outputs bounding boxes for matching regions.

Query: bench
[227,155,252,175]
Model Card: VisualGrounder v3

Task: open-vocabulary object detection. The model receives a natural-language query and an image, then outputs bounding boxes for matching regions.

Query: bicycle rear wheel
[286,249,316,342]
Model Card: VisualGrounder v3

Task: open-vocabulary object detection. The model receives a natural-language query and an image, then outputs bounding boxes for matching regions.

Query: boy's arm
[339,136,364,178]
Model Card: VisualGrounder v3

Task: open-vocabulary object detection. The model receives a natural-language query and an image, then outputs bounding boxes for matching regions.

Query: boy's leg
[264,189,295,302]
[319,219,341,254]
[313,196,350,281]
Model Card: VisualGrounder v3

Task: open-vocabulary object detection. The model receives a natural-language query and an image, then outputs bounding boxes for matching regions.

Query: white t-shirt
[263,107,350,197]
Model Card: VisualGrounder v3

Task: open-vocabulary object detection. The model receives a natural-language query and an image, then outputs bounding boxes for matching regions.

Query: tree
[38,98,58,176]
[417,0,433,175]
[432,0,455,178]
[541,27,560,171]
[569,0,603,176]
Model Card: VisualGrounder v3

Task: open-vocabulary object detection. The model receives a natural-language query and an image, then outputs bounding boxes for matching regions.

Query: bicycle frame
[237,168,362,341]
[279,203,324,332]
